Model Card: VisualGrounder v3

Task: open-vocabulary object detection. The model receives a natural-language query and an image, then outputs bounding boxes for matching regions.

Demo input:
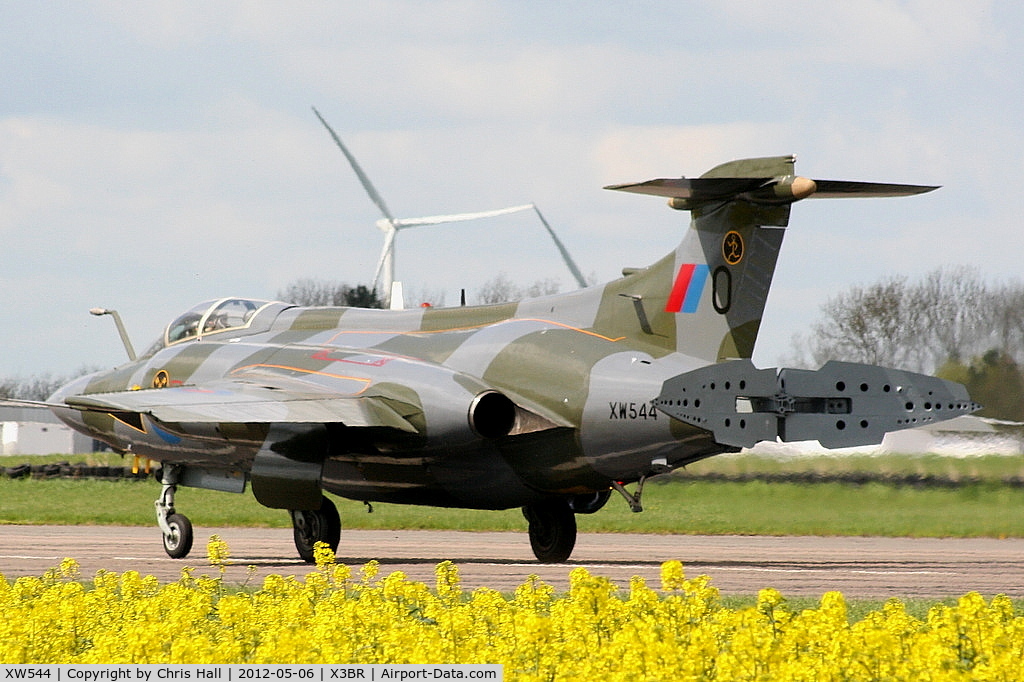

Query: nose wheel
[162,512,194,559]
[156,464,194,558]
[523,499,577,563]
[290,495,341,563]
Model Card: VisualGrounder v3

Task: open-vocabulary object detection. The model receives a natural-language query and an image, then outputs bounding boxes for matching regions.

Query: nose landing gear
[156,464,194,559]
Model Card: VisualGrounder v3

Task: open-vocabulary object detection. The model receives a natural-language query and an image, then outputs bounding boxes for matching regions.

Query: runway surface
[2,524,1023,598]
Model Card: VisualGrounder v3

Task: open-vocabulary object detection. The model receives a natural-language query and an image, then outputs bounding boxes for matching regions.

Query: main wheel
[162,512,194,559]
[291,495,341,563]
[523,500,577,563]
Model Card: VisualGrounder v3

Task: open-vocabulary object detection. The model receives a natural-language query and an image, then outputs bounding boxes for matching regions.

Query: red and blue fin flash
[666,264,710,313]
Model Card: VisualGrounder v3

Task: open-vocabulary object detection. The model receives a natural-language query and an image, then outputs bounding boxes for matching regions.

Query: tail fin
[601,155,936,362]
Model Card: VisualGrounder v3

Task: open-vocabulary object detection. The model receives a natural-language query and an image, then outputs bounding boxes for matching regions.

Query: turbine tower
[312,107,587,306]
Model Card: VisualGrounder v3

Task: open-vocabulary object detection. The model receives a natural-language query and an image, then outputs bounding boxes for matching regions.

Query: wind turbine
[531,205,587,290]
[312,107,588,307]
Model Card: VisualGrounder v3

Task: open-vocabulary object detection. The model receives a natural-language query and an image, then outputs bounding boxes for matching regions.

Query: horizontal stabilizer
[605,176,938,209]
[809,180,940,198]
[655,360,979,449]
[604,177,767,200]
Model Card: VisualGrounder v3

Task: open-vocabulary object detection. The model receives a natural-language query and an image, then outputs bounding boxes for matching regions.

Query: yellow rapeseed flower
[4,543,1024,680]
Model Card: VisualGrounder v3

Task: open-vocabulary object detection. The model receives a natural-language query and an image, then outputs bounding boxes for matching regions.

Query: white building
[0,405,94,455]
[1,421,75,455]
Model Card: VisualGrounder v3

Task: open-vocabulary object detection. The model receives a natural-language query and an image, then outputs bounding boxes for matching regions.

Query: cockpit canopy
[165,298,275,345]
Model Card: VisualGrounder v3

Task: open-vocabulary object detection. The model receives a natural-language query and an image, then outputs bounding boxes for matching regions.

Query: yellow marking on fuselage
[321,318,625,345]
[229,363,373,394]
[110,412,147,434]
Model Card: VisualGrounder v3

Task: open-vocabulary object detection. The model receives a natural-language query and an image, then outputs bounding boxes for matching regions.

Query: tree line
[0,371,95,402]
[791,265,1024,420]
[276,274,562,308]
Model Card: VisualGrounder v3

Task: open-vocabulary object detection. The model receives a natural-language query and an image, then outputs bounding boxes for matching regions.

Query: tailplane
[601,156,936,361]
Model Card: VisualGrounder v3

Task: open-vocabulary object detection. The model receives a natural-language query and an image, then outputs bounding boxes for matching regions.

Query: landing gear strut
[522,500,577,563]
[156,464,193,559]
[290,495,341,563]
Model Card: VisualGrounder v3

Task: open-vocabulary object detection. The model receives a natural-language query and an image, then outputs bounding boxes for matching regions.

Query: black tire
[4,465,30,479]
[523,500,577,563]
[291,495,341,563]
[162,513,194,559]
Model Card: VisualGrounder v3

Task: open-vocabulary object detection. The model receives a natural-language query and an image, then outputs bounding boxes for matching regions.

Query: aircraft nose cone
[47,372,95,403]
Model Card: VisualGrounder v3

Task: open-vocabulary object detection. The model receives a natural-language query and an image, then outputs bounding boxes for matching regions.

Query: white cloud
[1,0,1023,377]
[592,123,791,182]
[714,0,1000,67]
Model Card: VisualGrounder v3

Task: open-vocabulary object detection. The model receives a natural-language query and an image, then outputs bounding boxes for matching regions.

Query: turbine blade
[533,206,588,289]
[389,204,534,228]
[312,106,398,225]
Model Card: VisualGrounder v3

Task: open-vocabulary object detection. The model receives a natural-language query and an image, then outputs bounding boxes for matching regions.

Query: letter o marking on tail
[712,266,732,314]
[723,231,744,265]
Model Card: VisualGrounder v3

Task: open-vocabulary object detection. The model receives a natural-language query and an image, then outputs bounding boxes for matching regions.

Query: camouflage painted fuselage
[51,275,725,511]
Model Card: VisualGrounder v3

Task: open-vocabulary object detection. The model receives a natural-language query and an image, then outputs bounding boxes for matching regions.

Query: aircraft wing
[0,397,52,408]
[63,382,421,433]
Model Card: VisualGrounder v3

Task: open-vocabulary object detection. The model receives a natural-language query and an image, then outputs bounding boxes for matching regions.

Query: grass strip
[687,451,1024,482]
[4,475,1024,538]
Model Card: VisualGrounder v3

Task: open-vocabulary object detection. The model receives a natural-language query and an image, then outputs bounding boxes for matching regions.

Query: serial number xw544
[608,401,658,420]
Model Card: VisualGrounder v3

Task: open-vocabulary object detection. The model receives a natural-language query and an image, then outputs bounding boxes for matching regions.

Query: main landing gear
[290,495,341,563]
[522,491,612,563]
[156,464,193,559]
[156,464,341,563]
[522,500,577,563]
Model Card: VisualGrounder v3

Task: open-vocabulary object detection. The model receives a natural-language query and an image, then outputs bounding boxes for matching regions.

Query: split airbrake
[40,155,977,562]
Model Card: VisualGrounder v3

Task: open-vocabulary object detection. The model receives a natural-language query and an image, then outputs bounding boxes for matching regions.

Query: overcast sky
[2,1,1022,381]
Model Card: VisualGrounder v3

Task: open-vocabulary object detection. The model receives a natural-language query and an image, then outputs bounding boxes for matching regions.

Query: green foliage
[277,278,382,308]
[343,284,381,308]
[936,350,1024,420]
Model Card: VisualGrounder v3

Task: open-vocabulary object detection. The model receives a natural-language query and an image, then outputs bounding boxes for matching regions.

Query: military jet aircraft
[42,155,978,563]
